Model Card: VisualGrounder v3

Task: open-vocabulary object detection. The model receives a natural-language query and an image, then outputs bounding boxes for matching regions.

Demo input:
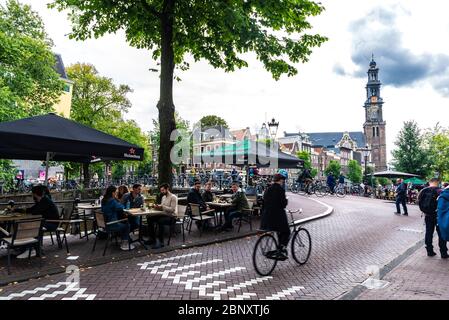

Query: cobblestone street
[0,194,426,300]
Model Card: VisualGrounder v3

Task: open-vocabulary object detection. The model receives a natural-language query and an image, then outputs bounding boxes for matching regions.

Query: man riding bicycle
[260,174,290,261]
[297,168,313,194]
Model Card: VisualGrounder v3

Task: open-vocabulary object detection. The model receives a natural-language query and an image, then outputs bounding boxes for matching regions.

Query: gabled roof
[53,53,69,80]
[306,132,365,148]
[230,128,251,141]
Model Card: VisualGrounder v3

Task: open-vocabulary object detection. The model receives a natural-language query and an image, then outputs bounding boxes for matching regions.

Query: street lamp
[361,145,371,194]
[267,118,279,141]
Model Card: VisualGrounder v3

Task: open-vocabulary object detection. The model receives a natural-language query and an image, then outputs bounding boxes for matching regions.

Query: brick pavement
[357,238,449,300]
[0,194,426,300]
[0,194,325,285]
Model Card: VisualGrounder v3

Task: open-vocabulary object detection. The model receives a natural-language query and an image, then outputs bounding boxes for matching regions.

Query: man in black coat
[395,178,408,216]
[260,174,290,260]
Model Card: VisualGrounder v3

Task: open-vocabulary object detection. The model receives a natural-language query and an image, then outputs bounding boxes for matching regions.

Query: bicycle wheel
[314,185,326,197]
[291,227,312,265]
[252,233,279,276]
[335,187,346,198]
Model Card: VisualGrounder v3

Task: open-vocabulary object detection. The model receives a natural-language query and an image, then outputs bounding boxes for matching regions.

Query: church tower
[363,56,387,172]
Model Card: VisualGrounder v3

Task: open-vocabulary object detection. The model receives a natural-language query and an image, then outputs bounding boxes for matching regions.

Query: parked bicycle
[252,209,312,276]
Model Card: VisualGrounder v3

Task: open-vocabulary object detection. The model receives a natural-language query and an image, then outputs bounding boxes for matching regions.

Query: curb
[337,239,424,300]
[0,197,334,287]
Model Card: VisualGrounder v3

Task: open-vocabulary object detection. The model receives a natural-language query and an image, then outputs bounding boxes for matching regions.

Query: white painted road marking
[262,286,304,300]
[137,252,202,269]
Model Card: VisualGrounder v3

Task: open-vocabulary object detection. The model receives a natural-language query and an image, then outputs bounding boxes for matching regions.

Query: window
[63,84,71,93]
[376,127,380,137]
[372,127,375,137]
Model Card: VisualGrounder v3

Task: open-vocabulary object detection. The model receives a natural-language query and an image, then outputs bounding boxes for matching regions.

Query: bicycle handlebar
[287,209,302,214]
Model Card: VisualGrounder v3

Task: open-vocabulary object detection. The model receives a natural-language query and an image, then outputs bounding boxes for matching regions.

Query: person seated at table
[202,181,215,203]
[220,182,249,231]
[43,185,52,200]
[116,185,129,202]
[187,180,212,229]
[121,184,144,231]
[187,180,208,210]
[145,183,178,249]
[101,186,135,251]
[13,185,60,258]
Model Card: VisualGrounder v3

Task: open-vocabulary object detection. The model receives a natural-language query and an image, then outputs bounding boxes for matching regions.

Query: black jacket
[187,188,207,211]
[26,196,60,220]
[202,190,214,203]
[260,183,289,233]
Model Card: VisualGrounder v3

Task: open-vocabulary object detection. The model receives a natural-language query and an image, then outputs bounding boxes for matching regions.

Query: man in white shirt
[145,183,178,249]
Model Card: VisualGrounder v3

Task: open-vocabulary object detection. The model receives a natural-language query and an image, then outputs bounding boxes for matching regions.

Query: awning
[372,171,420,179]
[197,140,303,169]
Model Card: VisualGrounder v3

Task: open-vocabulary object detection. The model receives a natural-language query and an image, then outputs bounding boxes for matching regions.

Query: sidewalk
[357,240,449,300]
[0,195,330,286]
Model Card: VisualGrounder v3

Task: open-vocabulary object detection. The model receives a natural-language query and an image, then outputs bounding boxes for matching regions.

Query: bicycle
[333,184,346,198]
[252,209,312,276]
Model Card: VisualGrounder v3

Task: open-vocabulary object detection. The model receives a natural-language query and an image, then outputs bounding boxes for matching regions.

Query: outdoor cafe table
[124,208,167,249]
[206,202,232,226]
[0,212,42,234]
[218,194,233,199]
[76,203,101,240]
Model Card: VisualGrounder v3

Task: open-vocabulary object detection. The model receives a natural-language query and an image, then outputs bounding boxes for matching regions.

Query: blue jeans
[107,222,130,241]
[223,210,242,229]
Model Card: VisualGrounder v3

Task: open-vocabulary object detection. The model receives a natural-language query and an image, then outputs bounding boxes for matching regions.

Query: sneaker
[441,253,449,259]
[17,249,36,259]
[394,212,401,215]
[120,242,135,251]
[402,213,408,216]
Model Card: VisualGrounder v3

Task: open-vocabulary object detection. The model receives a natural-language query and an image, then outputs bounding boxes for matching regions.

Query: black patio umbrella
[0,113,145,183]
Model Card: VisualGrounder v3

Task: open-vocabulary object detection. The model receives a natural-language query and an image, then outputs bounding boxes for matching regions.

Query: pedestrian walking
[418,178,448,258]
[394,178,408,216]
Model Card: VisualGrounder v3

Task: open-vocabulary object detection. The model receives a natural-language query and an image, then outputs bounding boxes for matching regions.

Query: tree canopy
[0,0,62,122]
[324,160,341,178]
[297,150,317,177]
[197,115,228,129]
[347,160,362,184]
[391,120,430,177]
[424,125,449,181]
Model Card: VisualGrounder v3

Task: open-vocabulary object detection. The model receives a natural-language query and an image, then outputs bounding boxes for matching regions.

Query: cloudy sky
[17,0,449,163]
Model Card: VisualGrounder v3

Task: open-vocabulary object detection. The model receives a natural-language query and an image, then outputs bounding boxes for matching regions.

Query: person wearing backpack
[419,178,448,258]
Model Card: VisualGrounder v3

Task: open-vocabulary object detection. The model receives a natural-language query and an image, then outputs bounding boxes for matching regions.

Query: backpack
[418,187,438,215]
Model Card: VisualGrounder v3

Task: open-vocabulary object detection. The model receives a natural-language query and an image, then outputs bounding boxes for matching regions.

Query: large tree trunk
[83,163,90,188]
[157,0,176,187]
